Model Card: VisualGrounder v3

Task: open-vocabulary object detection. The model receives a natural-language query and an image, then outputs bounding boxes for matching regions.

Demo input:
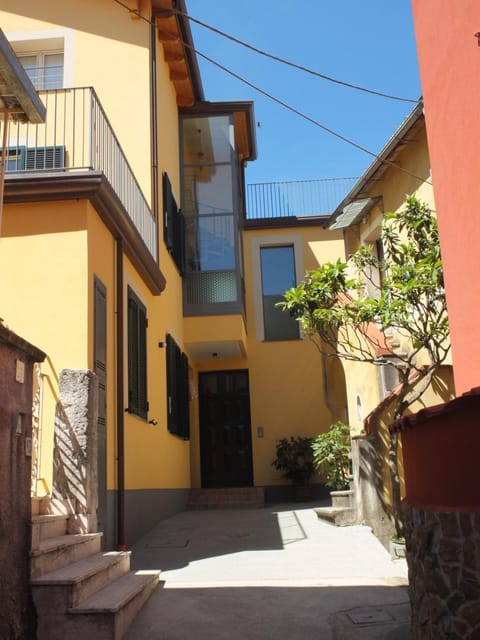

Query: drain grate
[347,608,394,625]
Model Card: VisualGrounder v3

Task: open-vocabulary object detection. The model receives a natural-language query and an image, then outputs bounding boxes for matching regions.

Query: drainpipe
[150,10,162,259]
[116,237,126,550]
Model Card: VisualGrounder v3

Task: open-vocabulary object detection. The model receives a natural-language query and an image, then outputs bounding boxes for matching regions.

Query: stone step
[315,506,357,527]
[187,487,265,510]
[66,571,159,640]
[32,513,69,543]
[31,533,103,579]
[330,489,355,509]
[32,551,132,611]
[41,497,76,516]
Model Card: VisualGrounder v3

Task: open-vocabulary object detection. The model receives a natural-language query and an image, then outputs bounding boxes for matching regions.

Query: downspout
[150,10,161,259]
[116,237,126,550]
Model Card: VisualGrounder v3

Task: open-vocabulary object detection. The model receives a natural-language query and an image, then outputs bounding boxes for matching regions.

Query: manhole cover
[348,609,394,625]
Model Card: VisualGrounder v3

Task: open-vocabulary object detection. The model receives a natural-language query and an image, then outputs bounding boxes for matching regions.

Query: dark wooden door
[199,370,253,488]
[94,277,107,540]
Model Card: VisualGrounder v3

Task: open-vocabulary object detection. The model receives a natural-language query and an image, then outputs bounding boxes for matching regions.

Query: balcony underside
[183,314,247,362]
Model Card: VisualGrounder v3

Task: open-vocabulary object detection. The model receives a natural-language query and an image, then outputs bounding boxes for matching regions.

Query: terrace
[246,177,357,220]
[2,86,156,259]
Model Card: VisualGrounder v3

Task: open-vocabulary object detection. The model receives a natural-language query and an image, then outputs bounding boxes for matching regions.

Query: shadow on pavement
[130,503,327,572]
[124,583,411,640]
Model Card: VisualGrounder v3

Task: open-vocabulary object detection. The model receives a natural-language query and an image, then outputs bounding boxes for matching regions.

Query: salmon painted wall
[412,0,480,394]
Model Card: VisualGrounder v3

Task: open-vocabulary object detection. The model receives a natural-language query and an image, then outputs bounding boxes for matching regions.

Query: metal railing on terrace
[4,87,157,258]
[246,177,358,219]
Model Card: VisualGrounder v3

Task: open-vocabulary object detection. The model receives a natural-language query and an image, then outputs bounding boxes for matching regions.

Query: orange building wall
[412,0,480,394]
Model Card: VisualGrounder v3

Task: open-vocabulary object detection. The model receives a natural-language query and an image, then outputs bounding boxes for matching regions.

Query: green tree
[280,196,450,535]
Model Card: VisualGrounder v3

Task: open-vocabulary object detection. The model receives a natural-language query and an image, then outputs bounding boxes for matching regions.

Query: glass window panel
[183,165,233,216]
[183,115,233,165]
[260,246,297,295]
[260,246,299,341]
[44,53,63,89]
[185,213,235,272]
[19,55,38,87]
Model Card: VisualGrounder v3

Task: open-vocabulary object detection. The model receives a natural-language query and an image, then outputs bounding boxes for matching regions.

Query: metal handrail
[4,87,157,258]
[246,177,358,219]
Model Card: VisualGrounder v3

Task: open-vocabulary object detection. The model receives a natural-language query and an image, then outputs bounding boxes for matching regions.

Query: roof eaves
[328,100,424,227]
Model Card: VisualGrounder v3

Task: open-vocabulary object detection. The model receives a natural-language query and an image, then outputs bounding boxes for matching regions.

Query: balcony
[3,87,156,259]
[246,177,358,219]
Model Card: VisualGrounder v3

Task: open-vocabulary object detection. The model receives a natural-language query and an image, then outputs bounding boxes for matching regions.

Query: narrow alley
[125,503,410,639]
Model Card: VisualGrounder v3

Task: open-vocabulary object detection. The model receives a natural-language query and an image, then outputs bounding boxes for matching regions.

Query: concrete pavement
[124,502,411,639]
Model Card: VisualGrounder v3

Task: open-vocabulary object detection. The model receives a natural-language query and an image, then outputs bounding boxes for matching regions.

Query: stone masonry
[405,503,480,639]
[53,369,99,533]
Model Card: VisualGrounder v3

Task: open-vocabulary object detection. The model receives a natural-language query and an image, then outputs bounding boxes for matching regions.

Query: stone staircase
[314,487,358,526]
[187,487,265,510]
[30,496,160,640]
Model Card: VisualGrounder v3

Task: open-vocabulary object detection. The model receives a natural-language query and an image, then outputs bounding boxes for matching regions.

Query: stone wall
[0,325,45,639]
[53,369,99,534]
[405,503,480,639]
[351,434,395,546]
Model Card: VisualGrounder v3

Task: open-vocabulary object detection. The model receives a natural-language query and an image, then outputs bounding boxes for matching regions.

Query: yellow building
[329,103,454,542]
[0,0,349,550]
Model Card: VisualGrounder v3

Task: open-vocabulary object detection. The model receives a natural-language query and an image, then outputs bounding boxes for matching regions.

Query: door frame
[198,369,253,488]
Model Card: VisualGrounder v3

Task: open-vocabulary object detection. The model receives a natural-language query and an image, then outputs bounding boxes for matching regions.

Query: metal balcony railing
[4,87,157,258]
[246,177,358,219]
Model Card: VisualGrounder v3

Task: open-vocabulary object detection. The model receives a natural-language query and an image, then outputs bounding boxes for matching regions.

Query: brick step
[187,487,264,510]
[31,533,103,579]
[315,506,357,527]
[32,551,132,610]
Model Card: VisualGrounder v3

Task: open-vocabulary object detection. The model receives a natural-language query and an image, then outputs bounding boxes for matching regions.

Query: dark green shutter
[166,333,190,439]
[127,287,148,419]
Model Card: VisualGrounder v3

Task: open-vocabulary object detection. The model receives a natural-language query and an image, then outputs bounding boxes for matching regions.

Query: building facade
[0,0,347,548]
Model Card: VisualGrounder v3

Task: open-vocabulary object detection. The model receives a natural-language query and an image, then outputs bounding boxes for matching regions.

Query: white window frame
[6,28,75,89]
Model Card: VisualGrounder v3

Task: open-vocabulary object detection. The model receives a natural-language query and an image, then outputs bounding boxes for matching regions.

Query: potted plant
[311,422,351,491]
[271,436,315,501]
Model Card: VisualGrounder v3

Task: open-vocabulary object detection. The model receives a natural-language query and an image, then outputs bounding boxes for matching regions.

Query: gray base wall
[405,503,480,639]
[104,489,189,549]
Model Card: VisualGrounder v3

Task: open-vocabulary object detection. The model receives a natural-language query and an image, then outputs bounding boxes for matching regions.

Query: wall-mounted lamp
[158,341,167,348]
[148,419,158,426]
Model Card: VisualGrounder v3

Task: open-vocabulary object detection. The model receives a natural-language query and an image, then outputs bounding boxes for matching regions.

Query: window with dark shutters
[127,287,148,419]
[163,172,186,275]
[166,334,190,439]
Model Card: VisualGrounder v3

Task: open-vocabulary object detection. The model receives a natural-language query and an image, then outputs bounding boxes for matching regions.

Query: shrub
[312,422,351,490]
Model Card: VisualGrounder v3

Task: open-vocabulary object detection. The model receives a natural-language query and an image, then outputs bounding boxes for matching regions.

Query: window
[127,288,148,419]
[166,334,190,439]
[163,172,185,274]
[260,245,299,341]
[18,52,64,90]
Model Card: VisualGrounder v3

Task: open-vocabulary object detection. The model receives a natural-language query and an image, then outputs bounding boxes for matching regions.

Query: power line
[174,7,418,105]
[192,47,429,185]
[112,0,431,186]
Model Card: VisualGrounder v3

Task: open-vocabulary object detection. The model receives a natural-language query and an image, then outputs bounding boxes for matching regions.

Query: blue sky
[185,1,421,186]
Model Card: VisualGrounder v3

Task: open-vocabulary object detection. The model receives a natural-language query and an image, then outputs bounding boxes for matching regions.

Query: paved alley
[124,503,410,639]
